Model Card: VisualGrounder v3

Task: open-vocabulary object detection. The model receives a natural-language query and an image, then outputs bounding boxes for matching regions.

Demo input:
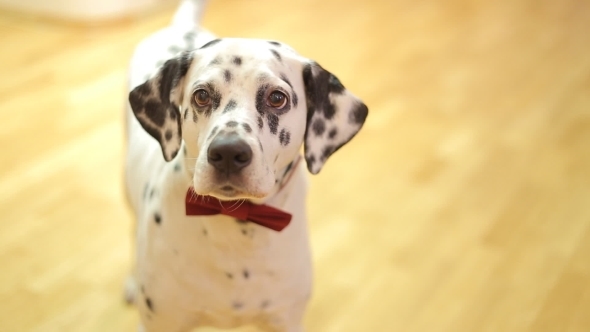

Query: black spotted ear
[128,52,193,161]
[302,62,368,174]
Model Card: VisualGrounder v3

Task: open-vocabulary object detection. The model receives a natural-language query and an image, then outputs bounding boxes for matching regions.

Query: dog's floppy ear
[302,62,368,174]
[128,52,193,161]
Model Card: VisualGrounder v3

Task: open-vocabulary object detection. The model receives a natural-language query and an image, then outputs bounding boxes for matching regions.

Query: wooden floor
[1,0,590,331]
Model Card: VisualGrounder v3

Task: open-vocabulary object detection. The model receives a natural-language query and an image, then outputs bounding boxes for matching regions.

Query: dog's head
[129,38,368,200]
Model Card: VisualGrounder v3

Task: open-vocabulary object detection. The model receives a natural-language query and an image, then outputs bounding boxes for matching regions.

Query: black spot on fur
[312,118,326,136]
[279,129,291,146]
[301,65,323,172]
[209,84,222,113]
[328,74,345,94]
[128,84,150,116]
[257,116,263,129]
[168,105,177,121]
[158,58,185,106]
[174,162,181,172]
[268,41,281,46]
[232,56,242,65]
[165,130,172,141]
[292,91,298,107]
[145,297,154,312]
[233,301,244,310]
[302,62,343,121]
[130,81,151,102]
[241,229,248,236]
[226,272,233,279]
[242,123,252,133]
[302,64,317,117]
[129,54,193,160]
[171,149,179,159]
[283,161,294,177]
[321,145,335,161]
[192,110,198,123]
[349,102,369,124]
[200,39,221,49]
[199,83,222,117]
[224,69,232,83]
[255,84,268,116]
[280,74,292,88]
[208,126,219,140]
[177,52,193,78]
[203,228,208,236]
[328,128,338,139]
[226,121,238,128]
[154,212,161,225]
[183,108,189,120]
[144,99,166,126]
[266,113,279,135]
[324,101,336,119]
[243,269,250,279]
[270,49,282,61]
[223,99,237,113]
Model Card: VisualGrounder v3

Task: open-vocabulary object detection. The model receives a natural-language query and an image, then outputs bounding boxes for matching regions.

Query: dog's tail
[171,0,208,30]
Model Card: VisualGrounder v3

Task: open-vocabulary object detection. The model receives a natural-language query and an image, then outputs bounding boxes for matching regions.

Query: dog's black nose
[207,132,252,173]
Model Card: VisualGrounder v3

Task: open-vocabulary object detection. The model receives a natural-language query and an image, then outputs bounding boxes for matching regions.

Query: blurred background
[1,0,590,331]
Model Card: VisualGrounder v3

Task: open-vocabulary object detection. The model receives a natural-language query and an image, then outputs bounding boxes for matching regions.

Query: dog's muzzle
[207,132,252,174]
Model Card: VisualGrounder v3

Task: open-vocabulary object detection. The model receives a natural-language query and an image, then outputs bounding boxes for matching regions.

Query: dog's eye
[194,89,211,107]
[267,91,288,109]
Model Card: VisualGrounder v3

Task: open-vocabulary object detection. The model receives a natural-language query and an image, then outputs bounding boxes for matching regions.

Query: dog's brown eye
[267,91,288,109]
[194,89,211,107]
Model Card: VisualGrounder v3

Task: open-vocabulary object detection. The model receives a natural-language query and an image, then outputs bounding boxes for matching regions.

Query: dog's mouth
[192,162,274,201]
[218,185,241,198]
[206,184,266,201]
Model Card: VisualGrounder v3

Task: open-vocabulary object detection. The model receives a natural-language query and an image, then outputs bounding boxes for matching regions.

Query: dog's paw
[124,275,139,305]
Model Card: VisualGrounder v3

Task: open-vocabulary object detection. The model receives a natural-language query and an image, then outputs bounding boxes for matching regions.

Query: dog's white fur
[124,1,367,331]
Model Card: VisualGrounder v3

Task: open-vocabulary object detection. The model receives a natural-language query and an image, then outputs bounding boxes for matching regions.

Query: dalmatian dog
[123,0,368,331]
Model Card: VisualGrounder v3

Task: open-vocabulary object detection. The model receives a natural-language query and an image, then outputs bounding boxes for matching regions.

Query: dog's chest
[134,163,311,324]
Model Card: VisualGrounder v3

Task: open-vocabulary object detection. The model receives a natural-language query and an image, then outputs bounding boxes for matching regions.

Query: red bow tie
[185,188,292,231]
